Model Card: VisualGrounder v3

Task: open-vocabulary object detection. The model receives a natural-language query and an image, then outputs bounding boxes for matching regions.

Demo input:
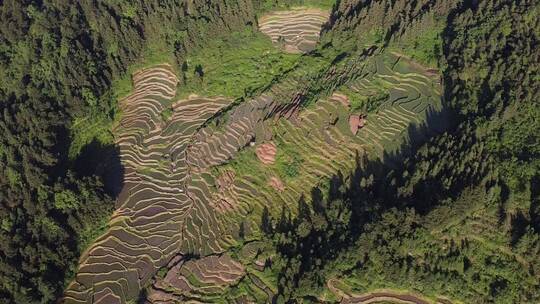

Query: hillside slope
[0,0,538,303]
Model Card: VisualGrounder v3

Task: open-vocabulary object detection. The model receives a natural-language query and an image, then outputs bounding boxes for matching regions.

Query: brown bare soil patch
[330,92,351,108]
[268,176,285,192]
[256,142,277,164]
[216,170,235,191]
[349,114,366,135]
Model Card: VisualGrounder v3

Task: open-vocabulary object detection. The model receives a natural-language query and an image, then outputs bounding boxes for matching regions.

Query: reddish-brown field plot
[256,141,277,164]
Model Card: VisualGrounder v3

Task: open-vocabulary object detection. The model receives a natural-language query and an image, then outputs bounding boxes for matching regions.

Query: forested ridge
[0,0,538,303]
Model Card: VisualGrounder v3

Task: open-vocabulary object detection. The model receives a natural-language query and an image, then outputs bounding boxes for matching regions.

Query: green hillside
[0,0,538,303]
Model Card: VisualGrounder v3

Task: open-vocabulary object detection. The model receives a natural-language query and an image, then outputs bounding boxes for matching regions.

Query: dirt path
[327,280,450,304]
[343,291,431,304]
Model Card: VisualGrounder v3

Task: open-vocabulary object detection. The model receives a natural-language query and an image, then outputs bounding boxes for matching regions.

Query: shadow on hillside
[351,102,454,214]
[383,103,450,163]
[261,103,463,300]
[45,136,125,300]
[73,139,124,198]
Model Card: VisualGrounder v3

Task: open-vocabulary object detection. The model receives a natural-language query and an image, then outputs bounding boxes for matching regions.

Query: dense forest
[0,0,538,303]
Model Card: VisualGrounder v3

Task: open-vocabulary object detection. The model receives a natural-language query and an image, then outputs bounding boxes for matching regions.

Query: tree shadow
[44,137,125,301]
[73,139,124,198]
[262,102,473,298]
[531,175,540,233]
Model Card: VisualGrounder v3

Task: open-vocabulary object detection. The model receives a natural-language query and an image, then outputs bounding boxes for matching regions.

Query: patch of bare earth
[330,92,351,108]
[256,141,277,165]
[349,114,366,135]
[268,176,285,192]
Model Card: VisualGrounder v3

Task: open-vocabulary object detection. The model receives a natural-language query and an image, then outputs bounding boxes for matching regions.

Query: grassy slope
[181,29,300,99]
[257,0,336,12]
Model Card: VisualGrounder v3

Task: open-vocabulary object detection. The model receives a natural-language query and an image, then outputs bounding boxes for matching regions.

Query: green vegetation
[182,29,300,99]
[69,116,115,159]
[54,190,80,211]
[338,80,390,113]
[5,167,22,187]
[156,267,168,279]
[77,211,110,253]
[220,135,306,185]
[222,147,261,178]
[274,144,304,179]
[390,21,444,68]
[160,107,174,122]
[357,27,386,48]
[255,0,336,12]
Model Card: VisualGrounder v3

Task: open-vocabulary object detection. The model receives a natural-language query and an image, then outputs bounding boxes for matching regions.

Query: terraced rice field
[343,290,441,304]
[259,8,330,53]
[147,254,245,303]
[64,50,442,303]
[63,65,241,303]
[343,55,442,150]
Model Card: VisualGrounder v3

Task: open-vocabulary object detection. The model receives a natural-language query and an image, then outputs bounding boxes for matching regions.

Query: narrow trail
[327,279,453,304]
[344,292,431,304]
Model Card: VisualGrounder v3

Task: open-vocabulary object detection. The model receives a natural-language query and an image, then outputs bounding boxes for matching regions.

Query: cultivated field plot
[64,51,441,303]
[258,8,330,53]
[341,54,443,151]
[327,278,454,304]
[147,254,246,303]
